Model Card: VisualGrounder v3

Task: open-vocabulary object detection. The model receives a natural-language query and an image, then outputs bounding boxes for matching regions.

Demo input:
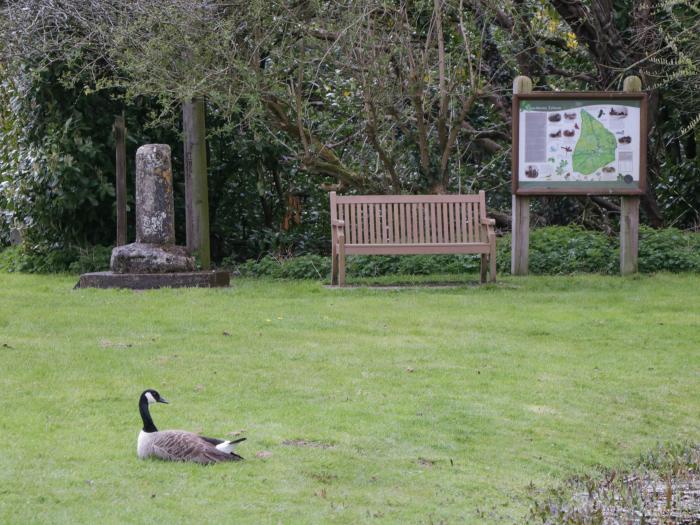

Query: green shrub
[4,226,698,277]
[0,245,22,272]
[67,245,113,274]
[229,226,699,280]
[0,243,112,273]
[639,226,700,272]
[226,254,331,279]
[497,226,618,275]
[0,243,76,273]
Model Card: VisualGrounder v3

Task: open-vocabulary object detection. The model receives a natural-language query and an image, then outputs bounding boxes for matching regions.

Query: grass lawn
[0,272,698,524]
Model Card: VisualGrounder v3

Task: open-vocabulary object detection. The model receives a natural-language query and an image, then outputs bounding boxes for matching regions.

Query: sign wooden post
[620,76,642,275]
[511,76,532,275]
[183,98,211,270]
[114,114,127,247]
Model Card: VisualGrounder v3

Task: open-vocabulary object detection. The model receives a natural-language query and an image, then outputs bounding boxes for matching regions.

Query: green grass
[0,272,698,524]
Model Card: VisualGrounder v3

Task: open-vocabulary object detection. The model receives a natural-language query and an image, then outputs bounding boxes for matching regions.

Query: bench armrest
[481,217,496,226]
[332,219,345,228]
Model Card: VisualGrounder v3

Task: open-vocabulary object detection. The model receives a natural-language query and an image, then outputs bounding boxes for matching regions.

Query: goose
[136,389,245,464]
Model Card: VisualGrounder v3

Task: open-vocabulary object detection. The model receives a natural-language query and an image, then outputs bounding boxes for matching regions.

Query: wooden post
[183,98,211,270]
[114,114,127,247]
[620,76,642,275]
[511,76,532,275]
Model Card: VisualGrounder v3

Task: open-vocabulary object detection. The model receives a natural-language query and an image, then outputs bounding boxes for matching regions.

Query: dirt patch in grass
[530,444,700,524]
[282,439,334,449]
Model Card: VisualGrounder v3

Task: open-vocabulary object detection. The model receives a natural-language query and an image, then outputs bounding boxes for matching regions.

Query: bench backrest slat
[331,192,487,246]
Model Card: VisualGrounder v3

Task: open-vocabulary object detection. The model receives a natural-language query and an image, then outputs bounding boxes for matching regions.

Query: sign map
[514,95,645,195]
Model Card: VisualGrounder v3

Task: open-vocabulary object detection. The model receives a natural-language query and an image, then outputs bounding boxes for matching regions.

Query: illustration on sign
[516,97,643,193]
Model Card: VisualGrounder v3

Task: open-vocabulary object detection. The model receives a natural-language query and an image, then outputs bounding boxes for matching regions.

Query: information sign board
[513,92,647,195]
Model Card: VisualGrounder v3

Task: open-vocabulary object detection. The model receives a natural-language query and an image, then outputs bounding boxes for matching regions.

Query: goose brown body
[136,389,244,465]
[137,429,243,464]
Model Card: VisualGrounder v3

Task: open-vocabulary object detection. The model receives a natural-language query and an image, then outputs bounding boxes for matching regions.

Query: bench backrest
[330,191,488,245]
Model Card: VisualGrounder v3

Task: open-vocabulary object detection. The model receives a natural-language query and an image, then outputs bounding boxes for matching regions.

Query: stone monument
[79,144,229,289]
[110,144,194,273]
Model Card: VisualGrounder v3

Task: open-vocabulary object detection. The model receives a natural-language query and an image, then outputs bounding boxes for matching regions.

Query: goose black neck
[139,397,158,433]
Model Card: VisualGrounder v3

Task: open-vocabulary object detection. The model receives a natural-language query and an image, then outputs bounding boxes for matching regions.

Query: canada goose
[137,389,245,464]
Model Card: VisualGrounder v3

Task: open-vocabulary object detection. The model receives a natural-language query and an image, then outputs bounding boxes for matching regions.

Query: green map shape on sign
[572,110,617,175]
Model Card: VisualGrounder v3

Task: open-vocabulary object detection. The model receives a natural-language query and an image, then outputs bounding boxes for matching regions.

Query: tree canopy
[1,0,698,262]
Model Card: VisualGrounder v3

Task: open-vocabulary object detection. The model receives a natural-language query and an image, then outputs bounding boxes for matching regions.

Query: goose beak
[158,398,169,404]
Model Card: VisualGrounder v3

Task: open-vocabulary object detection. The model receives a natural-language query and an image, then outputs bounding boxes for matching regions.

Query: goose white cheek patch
[145,392,156,404]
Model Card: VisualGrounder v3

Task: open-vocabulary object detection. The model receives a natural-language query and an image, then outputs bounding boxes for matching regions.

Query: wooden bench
[330,191,497,286]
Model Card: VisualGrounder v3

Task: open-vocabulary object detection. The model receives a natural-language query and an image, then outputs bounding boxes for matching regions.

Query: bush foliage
[224,226,700,280]
[2,225,698,276]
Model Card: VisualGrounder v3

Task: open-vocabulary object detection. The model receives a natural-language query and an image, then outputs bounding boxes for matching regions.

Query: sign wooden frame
[512,92,648,196]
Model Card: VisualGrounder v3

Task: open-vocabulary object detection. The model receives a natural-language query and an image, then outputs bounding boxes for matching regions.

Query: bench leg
[331,245,338,285]
[337,236,346,287]
[488,234,497,282]
[480,254,487,284]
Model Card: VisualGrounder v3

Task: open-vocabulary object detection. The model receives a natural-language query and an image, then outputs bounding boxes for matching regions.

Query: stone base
[77,270,230,290]
[110,243,195,274]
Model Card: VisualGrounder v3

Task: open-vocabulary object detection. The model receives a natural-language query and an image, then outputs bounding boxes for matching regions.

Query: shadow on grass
[325,272,504,289]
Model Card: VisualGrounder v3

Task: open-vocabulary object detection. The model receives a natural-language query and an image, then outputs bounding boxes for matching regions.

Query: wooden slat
[387,203,394,243]
[466,202,474,242]
[435,203,442,243]
[357,203,363,244]
[411,204,418,243]
[455,203,461,243]
[339,204,346,239]
[441,202,449,243]
[380,203,386,242]
[477,202,482,242]
[459,202,467,243]
[362,203,369,243]
[447,202,455,243]
[427,202,437,242]
[388,203,393,242]
[349,203,355,244]
[477,202,484,242]
[369,204,376,244]
[441,202,448,243]
[349,203,356,244]
[457,202,463,243]
[418,203,425,243]
[356,203,365,244]
[404,203,411,243]
[398,203,405,243]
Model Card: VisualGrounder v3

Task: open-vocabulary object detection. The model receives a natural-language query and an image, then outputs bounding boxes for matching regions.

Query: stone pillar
[110,144,194,274]
[136,144,175,245]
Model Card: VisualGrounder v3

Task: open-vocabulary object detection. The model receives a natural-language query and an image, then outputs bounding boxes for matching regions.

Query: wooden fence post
[620,76,642,275]
[511,76,532,275]
[114,114,127,247]
[183,98,211,270]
